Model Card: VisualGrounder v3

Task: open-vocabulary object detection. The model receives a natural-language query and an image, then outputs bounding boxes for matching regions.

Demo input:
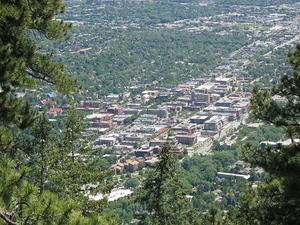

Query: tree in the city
[0,1,117,224]
[136,144,200,225]
[227,44,300,225]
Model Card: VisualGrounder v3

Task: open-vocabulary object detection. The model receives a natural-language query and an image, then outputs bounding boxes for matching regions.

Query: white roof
[97,136,117,141]
[217,172,250,180]
[215,76,233,82]
[90,188,133,202]
[205,115,228,123]
[190,115,209,119]
[85,113,113,120]
[195,83,215,90]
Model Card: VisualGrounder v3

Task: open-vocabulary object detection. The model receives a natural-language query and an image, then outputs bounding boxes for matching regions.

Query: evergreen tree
[201,204,222,225]
[30,113,53,193]
[136,144,200,225]
[48,106,112,215]
[229,45,300,224]
[0,0,74,92]
[0,108,118,225]
[0,0,75,150]
[0,158,119,225]
[0,1,117,224]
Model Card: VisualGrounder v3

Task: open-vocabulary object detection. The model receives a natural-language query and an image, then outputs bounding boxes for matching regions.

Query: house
[120,141,138,148]
[176,135,197,146]
[113,114,132,125]
[191,91,212,105]
[134,115,158,125]
[126,159,140,172]
[123,108,141,115]
[47,107,63,117]
[142,90,160,98]
[172,124,196,135]
[150,139,168,147]
[40,99,49,105]
[80,100,104,109]
[147,109,169,118]
[190,115,210,125]
[177,84,196,93]
[214,76,235,85]
[203,115,227,131]
[247,123,264,129]
[126,103,142,109]
[169,147,184,157]
[85,113,114,121]
[203,106,242,120]
[213,85,232,97]
[113,145,134,153]
[233,101,250,113]
[94,136,117,146]
[260,139,300,150]
[106,94,120,102]
[162,102,183,113]
[134,148,154,158]
[111,163,125,174]
[107,105,124,114]
[145,157,160,167]
[124,134,146,143]
[194,83,215,94]
[215,98,237,107]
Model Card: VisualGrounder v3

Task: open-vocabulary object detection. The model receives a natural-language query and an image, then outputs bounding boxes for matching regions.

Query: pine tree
[201,204,222,225]
[0,1,118,224]
[0,159,83,225]
[48,105,112,215]
[0,159,119,225]
[0,122,118,224]
[136,144,200,225]
[0,0,75,150]
[0,0,74,93]
[29,113,53,193]
[230,45,300,224]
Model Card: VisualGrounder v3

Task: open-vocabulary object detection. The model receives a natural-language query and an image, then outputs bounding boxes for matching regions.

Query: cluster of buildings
[36,0,300,174]
[34,91,69,118]
[76,74,252,174]
[31,0,300,176]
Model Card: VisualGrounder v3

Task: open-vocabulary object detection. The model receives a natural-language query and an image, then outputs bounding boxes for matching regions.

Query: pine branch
[25,68,55,85]
[0,212,16,225]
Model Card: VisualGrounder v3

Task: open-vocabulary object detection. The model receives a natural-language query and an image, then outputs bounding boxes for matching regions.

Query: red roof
[40,99,49,105]
[48,107,63,116]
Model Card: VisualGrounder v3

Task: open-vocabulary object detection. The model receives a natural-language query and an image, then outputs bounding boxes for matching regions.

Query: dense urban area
[1,0,300,224]
[36,0,299,195]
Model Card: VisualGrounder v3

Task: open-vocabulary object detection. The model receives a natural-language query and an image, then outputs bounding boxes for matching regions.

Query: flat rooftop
[195,83,215,91]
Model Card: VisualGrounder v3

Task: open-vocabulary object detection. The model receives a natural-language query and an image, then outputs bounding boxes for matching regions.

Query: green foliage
[0,0,76,140]
[0,159,82,225]
[0,0,73,91]
[0,1,117,224]
[29,113,53,193]
[229,45,300,225]
[215,0,299,5]
[44,106,113,214]
[0,127,14,153]
[0,107,117,224]
[182,149,248,214]
[200,204,222,225]
[60,29,248,94]
[237,124,285,146]
[45,0,252,95]
[124,178,140,189]
[136,144,200,225]
[104,198,141,225]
